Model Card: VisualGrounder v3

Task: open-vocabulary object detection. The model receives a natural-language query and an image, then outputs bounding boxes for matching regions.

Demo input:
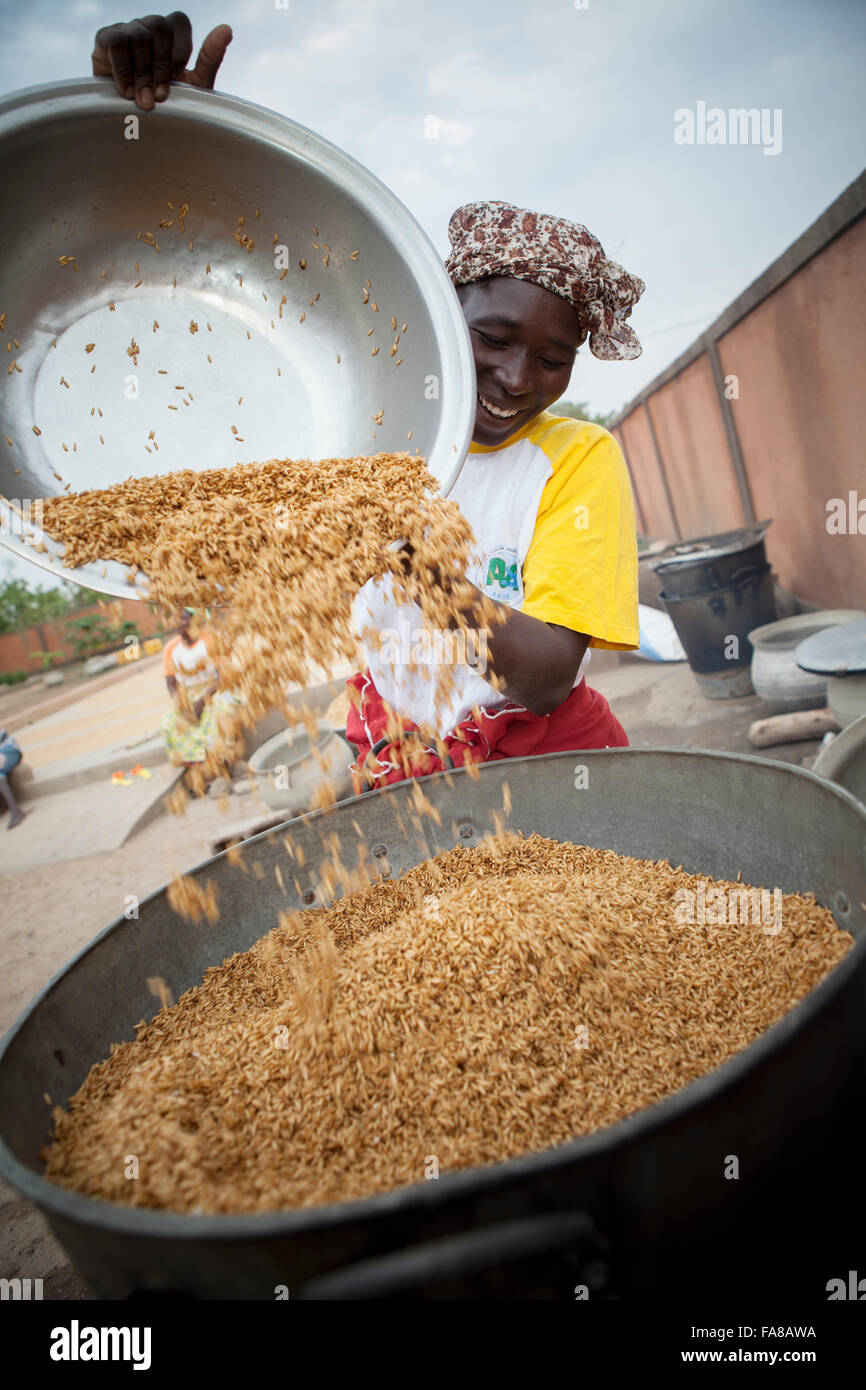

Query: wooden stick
[748,708,839,748]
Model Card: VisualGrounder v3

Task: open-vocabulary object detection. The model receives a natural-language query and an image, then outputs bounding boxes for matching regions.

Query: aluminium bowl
[0,78,475,598]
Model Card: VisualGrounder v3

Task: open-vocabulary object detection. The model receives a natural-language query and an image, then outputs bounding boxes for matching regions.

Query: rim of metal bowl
[0,78,476,597]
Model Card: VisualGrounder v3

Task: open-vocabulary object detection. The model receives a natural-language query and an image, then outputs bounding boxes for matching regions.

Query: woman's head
[456,277,583,445]
[446,200,645,444]
[177,606,196,641]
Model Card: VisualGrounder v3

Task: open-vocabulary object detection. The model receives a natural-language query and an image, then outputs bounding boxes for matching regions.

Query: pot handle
[296,1209,608,1300]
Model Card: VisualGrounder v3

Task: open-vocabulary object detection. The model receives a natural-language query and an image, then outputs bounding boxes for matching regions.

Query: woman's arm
[92,12,232,111]
[395,544,588,717]
[193,672,220,722]
[449,581,588,716]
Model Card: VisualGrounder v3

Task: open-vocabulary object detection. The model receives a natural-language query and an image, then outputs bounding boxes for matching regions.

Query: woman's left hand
[193,696,205,721]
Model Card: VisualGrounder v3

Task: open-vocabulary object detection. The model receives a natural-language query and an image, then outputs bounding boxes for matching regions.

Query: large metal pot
[0,78,475,598]
[0,749,864,1300]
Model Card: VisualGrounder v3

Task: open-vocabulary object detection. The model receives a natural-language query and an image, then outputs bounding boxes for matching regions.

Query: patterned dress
[160,632,240,765]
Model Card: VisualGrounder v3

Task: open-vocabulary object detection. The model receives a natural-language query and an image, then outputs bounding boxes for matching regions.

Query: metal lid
[795,618,866,676]
[649,520,772,572]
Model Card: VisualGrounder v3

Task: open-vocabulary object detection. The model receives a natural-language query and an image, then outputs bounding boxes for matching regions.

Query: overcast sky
[1,0,864,588]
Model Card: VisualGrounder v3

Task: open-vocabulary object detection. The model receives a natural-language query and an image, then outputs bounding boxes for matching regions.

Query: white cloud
[0,0,863,416]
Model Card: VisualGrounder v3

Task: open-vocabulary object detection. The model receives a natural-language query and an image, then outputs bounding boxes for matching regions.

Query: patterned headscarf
[445,200,645,361]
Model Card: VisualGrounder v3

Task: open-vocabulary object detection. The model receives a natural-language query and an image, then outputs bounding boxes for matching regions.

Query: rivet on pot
[301,889,316,905]
[459,824,474,839]
[372,844,388,859]
[834,890,850,914]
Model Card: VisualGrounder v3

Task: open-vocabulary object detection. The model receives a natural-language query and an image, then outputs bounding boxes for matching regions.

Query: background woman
[161,608,241,788]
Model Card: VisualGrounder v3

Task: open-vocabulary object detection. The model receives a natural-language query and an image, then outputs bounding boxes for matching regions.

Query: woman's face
[457,277,583,445]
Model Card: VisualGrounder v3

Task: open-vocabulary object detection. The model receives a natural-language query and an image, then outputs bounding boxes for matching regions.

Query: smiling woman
[349,201,646,786]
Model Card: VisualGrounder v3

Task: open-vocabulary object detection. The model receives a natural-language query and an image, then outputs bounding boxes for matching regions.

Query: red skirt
[345,670,628,791]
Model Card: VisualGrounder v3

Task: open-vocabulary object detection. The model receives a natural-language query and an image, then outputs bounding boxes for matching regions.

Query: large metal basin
[0,749,864,1299]
[0,78,474,597]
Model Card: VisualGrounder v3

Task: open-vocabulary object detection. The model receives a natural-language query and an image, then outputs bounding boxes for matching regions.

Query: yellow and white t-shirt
[354,411,639,732]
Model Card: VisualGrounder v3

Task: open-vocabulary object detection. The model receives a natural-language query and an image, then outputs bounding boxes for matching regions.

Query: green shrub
[0,669,28,686]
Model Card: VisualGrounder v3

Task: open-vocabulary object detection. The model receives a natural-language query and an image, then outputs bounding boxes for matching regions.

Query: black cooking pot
[650,522,772,599]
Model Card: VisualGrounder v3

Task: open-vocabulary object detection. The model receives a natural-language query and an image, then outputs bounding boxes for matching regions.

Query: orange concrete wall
[716,218,866,608]
[616,409,679,539]
[0,598,163,676]
[617,215,866,608]
[611,425,647,533]
[646,354,747,538]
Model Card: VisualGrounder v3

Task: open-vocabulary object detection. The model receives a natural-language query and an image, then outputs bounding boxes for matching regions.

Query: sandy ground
[14,663,167,768]
[0,652,825,1300]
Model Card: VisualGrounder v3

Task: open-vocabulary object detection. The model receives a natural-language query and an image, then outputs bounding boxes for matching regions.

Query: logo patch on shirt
[477,545,523,605]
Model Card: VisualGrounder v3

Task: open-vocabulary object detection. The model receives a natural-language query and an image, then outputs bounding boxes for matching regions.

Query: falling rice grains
[146,977,174,1010]
[41,833,852,1215]
[166,872,219,926]
[39,452,479,726]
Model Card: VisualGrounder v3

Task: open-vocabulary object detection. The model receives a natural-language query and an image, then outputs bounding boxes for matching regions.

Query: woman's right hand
[92,12,232,112]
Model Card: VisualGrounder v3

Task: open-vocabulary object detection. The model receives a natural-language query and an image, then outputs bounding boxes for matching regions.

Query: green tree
[27,649,64,672]
[65,613,139,661]
[0,579,68,633]
[551,399,618,428]
[0,578,107,635]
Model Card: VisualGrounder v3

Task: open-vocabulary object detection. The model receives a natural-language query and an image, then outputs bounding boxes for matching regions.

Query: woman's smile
[477,391,528,423]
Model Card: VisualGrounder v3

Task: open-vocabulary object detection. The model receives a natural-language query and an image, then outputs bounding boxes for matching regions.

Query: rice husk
[42,832,852,1214]
[40,453,492,727]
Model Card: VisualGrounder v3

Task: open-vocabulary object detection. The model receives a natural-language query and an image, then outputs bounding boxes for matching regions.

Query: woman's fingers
[185,23,233,89]
[143,14,175,101]
[92,26,135,97]
[126,19,161,109]
[91,12,229,109]
[167,9,194,76]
